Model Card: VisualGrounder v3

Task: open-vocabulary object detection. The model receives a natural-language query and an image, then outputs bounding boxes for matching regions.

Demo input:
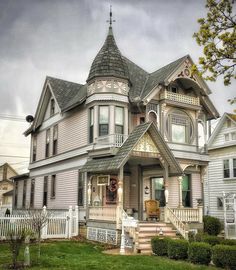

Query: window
[166,110,193,144]
[51,175,56,198]
[233,159,236,178]
[231,132,236,140]
[89,108,94,143]
[182,175,191,207]
[32,135,37,162]
[50,99,55,116]
[217,197,223,209]
[99,106,109,136]
[226,119,231,128]
[30,179,35,208]
[22,180,27,208]
[43,176,48,206]
[45,129,50,158]
[223,160,230,178]
[140,117,145,124]
[78,172,84,206]
[225,133,230,141]
[171,87,178,93]
[153,177,165,207]
[115,107,124,134]
[14,181,18,208]
[53,125,58,155]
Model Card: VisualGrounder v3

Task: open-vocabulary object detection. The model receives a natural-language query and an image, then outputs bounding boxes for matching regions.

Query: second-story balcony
[160,90,200,107]
[95,134,128,148]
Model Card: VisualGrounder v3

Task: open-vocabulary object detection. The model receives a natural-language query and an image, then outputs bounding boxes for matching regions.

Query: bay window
[99,106,109,136]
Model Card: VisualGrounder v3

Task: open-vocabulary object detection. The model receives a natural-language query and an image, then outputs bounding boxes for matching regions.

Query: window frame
[43,176,48,207]
[45,129,50,158]
[223,159,230,179]
[32,135,37,162]
[99,105,109,136]
[89,107,94,143]
[22,179,27,209]
[50,99,55,117]
[115,106,124,135]
[182,174,192,207]
[152,177,166,207]
[217,197,223,210]
[14,181,18,208]
[51,175,56,199]
[30,179,35,208]
[53,125,58,155]
[78,171,84,206]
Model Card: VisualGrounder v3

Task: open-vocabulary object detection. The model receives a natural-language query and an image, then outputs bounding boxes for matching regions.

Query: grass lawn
[0,240,219,270]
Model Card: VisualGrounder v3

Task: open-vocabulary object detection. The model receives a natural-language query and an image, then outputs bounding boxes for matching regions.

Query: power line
[0,114,26,122]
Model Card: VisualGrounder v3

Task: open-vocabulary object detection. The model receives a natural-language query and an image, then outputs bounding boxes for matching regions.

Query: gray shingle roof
[87,27,129,83]
[81,122,183,175]
[47,76,87,112]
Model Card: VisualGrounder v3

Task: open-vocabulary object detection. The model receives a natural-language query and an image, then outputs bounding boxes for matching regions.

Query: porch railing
[172,208,200,223]
[88,206,117,221]
[165,207,188,240]
[95,134,128,147]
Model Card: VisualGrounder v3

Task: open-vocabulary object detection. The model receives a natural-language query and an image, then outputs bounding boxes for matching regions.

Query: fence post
[198,205,203,223]
[75,205,79,236]
[41,206,47,239]
[68,206,73,238]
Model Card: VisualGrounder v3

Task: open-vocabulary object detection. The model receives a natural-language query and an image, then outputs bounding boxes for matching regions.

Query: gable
[43,93,60,122]
[208,113,236,149]
[133,132,159,154]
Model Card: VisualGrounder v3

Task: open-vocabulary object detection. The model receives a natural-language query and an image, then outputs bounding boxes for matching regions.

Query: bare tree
[25,207,51,262]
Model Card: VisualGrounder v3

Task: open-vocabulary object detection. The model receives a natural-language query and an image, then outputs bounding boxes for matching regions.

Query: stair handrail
[165,206,188,240]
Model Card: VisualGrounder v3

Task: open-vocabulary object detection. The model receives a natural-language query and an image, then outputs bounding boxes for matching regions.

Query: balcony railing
[161,90,200,106]
[95,134,128,147]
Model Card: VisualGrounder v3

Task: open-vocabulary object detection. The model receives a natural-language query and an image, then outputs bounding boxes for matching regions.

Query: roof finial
[107,5,115,26]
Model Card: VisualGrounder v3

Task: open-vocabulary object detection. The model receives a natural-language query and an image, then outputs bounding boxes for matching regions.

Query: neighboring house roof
[0,179,13,185]
[10,173,29,181]
[208,112,236,149]
[2,190,13,197]
[81,122,183,175]
[0,162,18,177]
[87,26,129,83]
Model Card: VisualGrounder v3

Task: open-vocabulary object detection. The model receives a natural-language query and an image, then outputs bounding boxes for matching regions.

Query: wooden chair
[145,200,160,221]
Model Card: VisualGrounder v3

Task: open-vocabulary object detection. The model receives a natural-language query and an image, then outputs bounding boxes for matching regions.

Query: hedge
[188,242,211,265]
[201,235,221,246]
[221,239,236,246]
[151,237,170,256]
[203,216,221,236]
[212,244,236,270]
[167,239,188,260]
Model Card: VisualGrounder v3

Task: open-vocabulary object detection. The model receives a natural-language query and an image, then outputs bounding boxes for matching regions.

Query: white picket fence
[0,206,79,240]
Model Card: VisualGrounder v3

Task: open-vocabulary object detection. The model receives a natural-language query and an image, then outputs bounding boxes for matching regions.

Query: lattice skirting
[87,227,118,245]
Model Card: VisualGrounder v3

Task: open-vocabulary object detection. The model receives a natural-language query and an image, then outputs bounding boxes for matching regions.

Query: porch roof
[81,122,183,176]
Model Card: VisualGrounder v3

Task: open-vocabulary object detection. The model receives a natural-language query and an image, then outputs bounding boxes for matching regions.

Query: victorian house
[14,21,219,252]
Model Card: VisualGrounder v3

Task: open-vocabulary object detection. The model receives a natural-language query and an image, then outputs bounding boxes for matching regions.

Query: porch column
[178,176,183,208]
[87,176,92,206]
[118,167,124,206]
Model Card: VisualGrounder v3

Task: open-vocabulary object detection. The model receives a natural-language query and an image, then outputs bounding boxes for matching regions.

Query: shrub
[195,232,205,242]
[167,239,189,260]
[188,242,212,265]
[221,239,236,246]
[151,237,169,256]
[212,244,236,270]
[203,215,221,236]
[201,235,221,246]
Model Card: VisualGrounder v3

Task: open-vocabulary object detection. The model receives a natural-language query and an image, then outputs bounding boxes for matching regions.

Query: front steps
[135,222,179,254]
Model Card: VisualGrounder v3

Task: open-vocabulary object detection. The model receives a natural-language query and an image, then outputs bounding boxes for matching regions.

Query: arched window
[166,110,194,144]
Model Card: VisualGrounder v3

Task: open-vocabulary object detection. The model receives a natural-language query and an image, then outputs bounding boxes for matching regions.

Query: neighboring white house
[204,113,236,220]
[13,19,220,250]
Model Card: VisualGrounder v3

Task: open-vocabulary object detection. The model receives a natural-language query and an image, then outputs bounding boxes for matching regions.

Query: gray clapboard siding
[36,131,46,161]
[34,176,44,208]
[58,109,88,153]
[16,181,24,209]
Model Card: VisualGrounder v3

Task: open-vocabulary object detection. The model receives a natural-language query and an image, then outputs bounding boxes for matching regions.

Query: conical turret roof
[87,26,129,83]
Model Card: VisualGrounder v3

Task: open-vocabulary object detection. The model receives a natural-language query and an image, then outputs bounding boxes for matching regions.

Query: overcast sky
[0,0,235,173]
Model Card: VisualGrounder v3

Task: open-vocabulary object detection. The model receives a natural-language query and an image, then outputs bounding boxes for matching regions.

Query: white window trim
[223,158,236,180]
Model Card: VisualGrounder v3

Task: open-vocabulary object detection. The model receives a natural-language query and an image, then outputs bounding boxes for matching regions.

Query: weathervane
[107,5,115,26]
